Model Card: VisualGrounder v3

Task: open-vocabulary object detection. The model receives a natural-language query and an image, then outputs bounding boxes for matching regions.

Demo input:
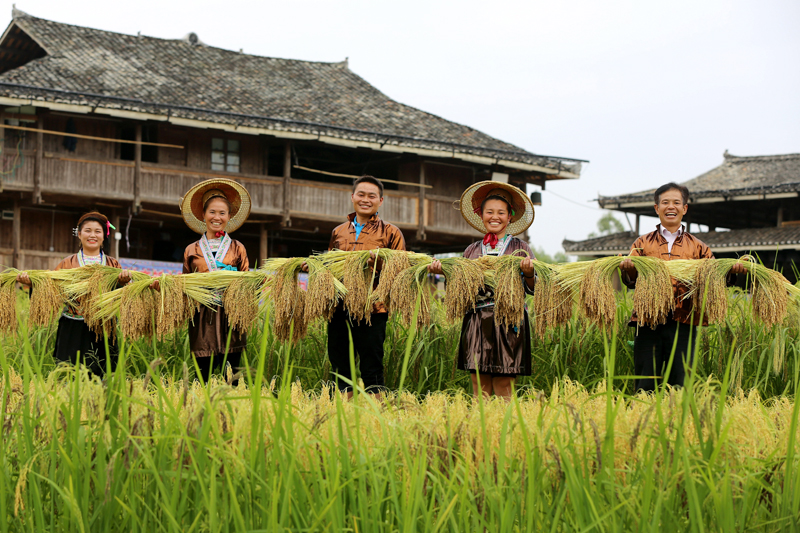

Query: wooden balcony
[2,151,478,241]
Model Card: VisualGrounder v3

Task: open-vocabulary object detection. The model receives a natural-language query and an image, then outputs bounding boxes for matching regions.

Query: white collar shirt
[660,225,683,253]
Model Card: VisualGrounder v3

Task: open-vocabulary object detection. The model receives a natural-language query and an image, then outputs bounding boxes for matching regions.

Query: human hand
[118,269,132,285]
[16,272,31,286]
[620,255,637,276]
[149,279,160,291]
[300,262,309,273]
[729,262,747,275]
[427,260,444,275]
[520,258,535,278]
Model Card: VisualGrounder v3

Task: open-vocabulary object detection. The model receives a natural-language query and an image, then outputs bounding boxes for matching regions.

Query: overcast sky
[3,0,799,256]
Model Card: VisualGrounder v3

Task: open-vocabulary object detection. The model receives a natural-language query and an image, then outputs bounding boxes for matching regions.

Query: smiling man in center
[326,175,406,398]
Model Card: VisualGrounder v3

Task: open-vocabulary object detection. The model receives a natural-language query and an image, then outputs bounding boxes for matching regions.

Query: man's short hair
[352,175,384,197]
[654,182,689,205]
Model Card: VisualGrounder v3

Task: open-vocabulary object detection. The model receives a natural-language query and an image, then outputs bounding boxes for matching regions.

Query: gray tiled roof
[0,13,583,173]
[598,152,800,206]
[563,225,800,254]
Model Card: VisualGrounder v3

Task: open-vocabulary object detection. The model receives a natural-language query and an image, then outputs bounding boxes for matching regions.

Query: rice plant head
[630,256,674,328]
[440,256,484,323]
[27,272,66,328]
[372,250,411,310]
[0,271,18,334]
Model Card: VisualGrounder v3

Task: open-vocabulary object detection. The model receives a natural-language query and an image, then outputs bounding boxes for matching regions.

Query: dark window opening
[119,124,158,163]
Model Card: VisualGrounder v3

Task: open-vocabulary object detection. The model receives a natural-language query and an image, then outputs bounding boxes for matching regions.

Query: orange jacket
[623,225,716,325]
[328,212,406,313]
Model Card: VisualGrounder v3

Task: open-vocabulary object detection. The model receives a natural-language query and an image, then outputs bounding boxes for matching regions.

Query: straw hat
[459,181,534,235]
[180,178,251,234]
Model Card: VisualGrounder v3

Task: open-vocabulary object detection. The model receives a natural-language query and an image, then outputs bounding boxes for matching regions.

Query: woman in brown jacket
[16,211,131,376]
[179,178,251,384]
[429,182,537,399]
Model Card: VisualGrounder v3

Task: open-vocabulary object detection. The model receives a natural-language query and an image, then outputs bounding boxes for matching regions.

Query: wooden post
[777,206,784,227]
[281,141,291,227]
[133,123,142,214]
[111,210,121,258]
[259,223,268,265]
[635,214,640,234]
[416,161,427,241]
[33,127,43,204]
[12,200,21,269]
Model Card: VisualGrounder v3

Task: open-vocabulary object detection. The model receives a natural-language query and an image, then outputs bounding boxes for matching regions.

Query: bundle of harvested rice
[389,262,434,329]
[371,249,431,311]
[25,270,67,328]
[152,275,193,340]
[61,265,149,333]
[439,256,485,323]
[487,253,534,331]
[575,256,624,326]
[689,258,738,324]
[266,258,307,343]
[628,256,674,328]
[303,256,346,323]
[372,249,410,310]
[0,270,18,333]
[222,271,272,333]
[743,260,790,328]
[341,251,377,323]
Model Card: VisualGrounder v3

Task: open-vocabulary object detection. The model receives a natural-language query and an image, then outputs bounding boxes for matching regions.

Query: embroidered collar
[481,234,512,256]
[78,250,106,267]
[199,233,232,271]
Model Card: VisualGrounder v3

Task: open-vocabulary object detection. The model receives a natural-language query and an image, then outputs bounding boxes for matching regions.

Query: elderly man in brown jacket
[621,182,745,392]
[326,175,406,397]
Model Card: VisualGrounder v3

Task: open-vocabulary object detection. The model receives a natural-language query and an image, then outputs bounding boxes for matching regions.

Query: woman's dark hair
[203,195,232,212]
[654,183,689,204]
[480,194,513,213]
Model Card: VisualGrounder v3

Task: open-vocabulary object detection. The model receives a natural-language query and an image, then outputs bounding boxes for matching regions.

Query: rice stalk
[629,256,674,328]
[575,256,624,326]
[25,270,66,328]
[0,270,18,334]
[440,256,485,323]
[304,256,346,323]
[743,260,790,328]
[389,263,433,329]
[222,271,270,334]
[372,250,411,310]
[268,258,307,343]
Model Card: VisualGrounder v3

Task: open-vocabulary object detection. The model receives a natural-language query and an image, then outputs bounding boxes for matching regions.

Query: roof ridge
[13,11,347,66]
[723,152,800,162]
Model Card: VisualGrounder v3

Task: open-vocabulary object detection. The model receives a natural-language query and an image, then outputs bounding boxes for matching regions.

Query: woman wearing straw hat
[16,211,131,376]
[428,182,536,399]
[179,178,251,384]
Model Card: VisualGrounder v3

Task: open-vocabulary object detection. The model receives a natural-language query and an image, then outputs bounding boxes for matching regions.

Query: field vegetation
[1,284,799,531]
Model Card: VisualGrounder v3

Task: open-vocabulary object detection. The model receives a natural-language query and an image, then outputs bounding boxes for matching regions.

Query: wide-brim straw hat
[180,178,251,234]
[459,180,534,235]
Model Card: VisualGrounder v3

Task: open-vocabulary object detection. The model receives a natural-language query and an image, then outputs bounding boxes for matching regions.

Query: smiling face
[351,182,383,220]
[204,197,231,237]
[481,198,512,236]
[79,220,104,254]
[654,188,688,230]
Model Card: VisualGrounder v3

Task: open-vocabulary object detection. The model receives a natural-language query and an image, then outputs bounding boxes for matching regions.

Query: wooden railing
[3,154,477,237]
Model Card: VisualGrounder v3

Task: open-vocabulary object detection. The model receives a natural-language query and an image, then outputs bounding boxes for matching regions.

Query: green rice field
[1,287,799,531]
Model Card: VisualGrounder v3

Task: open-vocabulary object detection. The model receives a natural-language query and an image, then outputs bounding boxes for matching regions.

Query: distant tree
[532,245,568,264]
[587,212,625,239]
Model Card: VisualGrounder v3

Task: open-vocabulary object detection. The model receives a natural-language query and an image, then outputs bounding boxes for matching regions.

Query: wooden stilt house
[0,9,584,271]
